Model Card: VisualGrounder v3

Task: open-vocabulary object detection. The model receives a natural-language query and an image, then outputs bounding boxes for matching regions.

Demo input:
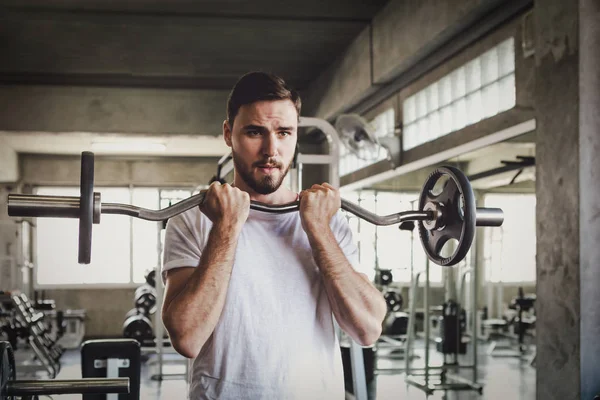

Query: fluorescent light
[91,140,167,153]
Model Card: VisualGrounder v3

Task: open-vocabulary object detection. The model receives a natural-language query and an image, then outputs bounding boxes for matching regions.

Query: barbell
[6,152,504,267]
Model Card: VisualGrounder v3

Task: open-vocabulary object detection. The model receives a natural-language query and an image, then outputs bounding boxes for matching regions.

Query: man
[161,71,386,400]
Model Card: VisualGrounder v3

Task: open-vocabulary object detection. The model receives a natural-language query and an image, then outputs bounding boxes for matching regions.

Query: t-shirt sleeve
[161,210,208,281]
[331,210,360,270]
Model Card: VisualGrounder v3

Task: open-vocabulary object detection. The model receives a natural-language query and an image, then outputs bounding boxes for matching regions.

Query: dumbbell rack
[8,294,63,379]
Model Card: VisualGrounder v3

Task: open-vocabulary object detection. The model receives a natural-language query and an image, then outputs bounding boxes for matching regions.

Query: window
[35,186,168,287]
[403,37,516,150]
[483,193,536,283]
[342,190,443,284]
[339,108,395,176]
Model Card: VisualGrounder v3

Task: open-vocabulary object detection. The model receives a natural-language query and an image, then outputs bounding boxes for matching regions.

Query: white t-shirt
[162,205,360,400]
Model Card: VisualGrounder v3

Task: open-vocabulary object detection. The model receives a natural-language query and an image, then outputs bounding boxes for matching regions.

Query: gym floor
[38,338,535,399]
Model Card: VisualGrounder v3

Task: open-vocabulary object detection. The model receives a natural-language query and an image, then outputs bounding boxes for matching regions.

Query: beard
[232,150,292,195]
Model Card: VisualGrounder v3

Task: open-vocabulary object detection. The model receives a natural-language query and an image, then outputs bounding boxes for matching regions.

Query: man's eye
[280,131,291,136]
[247,130,260,136]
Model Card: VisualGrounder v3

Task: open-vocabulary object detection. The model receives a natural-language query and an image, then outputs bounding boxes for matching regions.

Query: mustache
[253,159,283,169]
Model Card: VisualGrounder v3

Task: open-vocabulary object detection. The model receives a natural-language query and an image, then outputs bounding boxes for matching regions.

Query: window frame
[482,192,536,285]
[32,185,195,289]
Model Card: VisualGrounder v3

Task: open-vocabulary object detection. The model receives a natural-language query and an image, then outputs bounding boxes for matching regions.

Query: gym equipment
[485,287,536,358]
[133,285,156,315]
[434,300,467,355]
[382,312,409,336]
[7,154,504,267]
[122,312,153,344]
[1,341,130,399]
[383,291,402,312]
[509,288,536,353]
[1,294,65,378]
[405,261,483,396]
[375,269,393,287]
[144,270,156,288]
[81,339,141,400]
[335,114,382,162]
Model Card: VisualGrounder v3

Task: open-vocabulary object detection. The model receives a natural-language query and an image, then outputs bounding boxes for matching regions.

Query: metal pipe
[424,258,430,387]
[101,195,436,225]
[472,247,479,383]
[475,208,504,227]
[405,271,423,374]
[8,194,504,228]
[8,195,81,218]
[5,378,129,395]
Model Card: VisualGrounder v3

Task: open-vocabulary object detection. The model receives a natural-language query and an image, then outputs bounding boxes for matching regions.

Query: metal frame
[404,253,483,396]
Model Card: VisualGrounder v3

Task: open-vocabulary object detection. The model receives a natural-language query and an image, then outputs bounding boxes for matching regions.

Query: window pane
[402,37,516,149]
[36,187,131,285]
[132,188,160,284]
[484,194,536,283]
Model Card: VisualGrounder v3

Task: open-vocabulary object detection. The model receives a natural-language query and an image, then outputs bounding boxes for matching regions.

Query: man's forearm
[164,223,240,355]
[306,225,386,346]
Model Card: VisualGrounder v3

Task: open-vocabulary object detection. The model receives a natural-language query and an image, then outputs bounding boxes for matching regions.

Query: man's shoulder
[166,206,211,235]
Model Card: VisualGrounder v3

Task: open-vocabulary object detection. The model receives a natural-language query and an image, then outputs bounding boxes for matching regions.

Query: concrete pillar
[579,0,600,398]
[535,0,600,398]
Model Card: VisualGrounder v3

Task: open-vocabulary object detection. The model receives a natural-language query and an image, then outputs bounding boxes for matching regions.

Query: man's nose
[262,132,278,157]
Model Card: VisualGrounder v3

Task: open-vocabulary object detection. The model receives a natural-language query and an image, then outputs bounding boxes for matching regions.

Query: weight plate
[418,166,476,266]
[123,315,154,342]
[145,270,156,288]
[1,341,16,400]
[78,152,95,264]
[384,291,403,312]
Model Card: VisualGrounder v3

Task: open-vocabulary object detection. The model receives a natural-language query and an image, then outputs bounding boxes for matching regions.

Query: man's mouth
[256,164,280,173]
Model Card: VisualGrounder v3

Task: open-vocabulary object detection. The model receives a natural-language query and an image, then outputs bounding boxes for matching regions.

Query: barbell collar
[5,378,130,395]
[7,194,102,224]
[475,207,504,227]
[7,195,81,219]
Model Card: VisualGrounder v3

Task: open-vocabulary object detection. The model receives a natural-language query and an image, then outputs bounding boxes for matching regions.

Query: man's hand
[200,182,250,232]
[298,183,341,234]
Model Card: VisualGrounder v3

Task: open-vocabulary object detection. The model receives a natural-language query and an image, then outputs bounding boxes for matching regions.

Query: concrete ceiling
[0,0,389,90]
[0,0,389,157]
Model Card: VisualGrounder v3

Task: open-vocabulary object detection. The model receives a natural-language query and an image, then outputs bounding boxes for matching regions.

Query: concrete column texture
[536,0,600,398]
[535,0,580,399]
[579,0,600,399]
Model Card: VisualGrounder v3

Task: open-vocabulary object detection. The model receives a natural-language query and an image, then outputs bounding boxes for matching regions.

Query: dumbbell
[122,310,153,344]
[384,290,403,313]
[134,285,157,315]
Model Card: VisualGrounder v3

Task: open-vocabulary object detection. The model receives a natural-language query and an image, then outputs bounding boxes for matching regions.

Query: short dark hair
[226,71,301,128]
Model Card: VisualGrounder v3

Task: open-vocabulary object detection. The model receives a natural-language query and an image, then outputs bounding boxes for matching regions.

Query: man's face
[224,99,298,195]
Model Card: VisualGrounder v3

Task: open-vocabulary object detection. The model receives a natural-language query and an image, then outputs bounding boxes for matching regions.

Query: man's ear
[223,120,232,148]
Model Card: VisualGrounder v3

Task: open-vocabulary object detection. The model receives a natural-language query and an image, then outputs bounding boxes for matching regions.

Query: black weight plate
[123,315,154,342]
[1,341,16,400]
[380,270,393,285]
[384,291,403,312]
[134,290,156,315]
[418,166,476,266]
[78,152,95,264]
[125,308,143,320]
[145,270,156,288]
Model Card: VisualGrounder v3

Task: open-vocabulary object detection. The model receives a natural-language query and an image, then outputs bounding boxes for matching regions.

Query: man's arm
[299,184,387,346]
[305,224,387,346]
[162,223,241,358]
[162,182,249,359]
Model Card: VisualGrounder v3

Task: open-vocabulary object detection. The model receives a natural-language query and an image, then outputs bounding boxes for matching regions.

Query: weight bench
[81,339,141,400]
